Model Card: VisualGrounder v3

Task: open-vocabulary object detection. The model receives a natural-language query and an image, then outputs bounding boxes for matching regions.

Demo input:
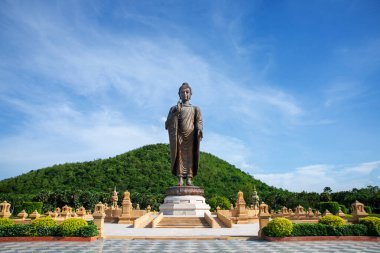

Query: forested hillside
[0,144,378,213]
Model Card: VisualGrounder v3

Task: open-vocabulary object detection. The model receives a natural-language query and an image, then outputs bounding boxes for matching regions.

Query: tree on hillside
[320,186,332,201]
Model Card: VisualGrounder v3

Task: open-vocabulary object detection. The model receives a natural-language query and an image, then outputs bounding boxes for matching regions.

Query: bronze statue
[165,83,203,186]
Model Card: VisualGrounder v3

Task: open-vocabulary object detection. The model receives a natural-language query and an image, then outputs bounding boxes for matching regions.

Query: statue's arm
[165,106,177,130]
[195,106,203,139]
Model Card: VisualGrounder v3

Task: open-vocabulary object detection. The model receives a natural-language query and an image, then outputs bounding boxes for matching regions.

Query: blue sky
[0,0,379,192]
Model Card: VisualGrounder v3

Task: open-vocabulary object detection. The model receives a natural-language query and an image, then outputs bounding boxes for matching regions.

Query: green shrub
[34,226,60,237]
[364,206,372,214]
[332,224,368,236]
[30,217,59,236]
[360,217,380,236]
[345,214,353,219]
[208,196,231,211]
[0,224,31,237]
[32,217,57,228]
[0,218,14,226]
[263,218,293,237]
[291,223,367,236]
[320,202,340,215]
[319,215,345,228]
[13,202,43,215]
[291,223,328,236]
[77,224,98,237]
[60,218,88,236]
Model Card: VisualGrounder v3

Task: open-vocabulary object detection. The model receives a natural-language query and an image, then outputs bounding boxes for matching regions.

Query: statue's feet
[177,177,183,186]
[186,178,193,186]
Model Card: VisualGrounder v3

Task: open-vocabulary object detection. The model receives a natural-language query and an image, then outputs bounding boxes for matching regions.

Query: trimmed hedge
[291,223,367,236]
[0,219,97,237]
[60,218,88,237]
[262,218,293,237]
[0,224,31,237]
[320,202,340,215]
[319,215,345,228]
[291,223,328,236]
[0,218,14,226]
[77,224,99,237]
[360,217,380,236]
[30,217,59,236]
[32,217,57,228]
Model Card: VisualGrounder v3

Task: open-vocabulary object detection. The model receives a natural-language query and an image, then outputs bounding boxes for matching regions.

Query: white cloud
[324,81,363,107]
[345,161,380,174]
[202,132,256,171]
[0,101,167,179]
[255,162,380,193]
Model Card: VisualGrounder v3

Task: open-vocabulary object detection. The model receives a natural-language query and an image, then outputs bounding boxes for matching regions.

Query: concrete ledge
[104,235,259,240]
[263,236,380,242]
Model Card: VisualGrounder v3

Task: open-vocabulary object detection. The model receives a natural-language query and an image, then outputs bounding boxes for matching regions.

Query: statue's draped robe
[165,104,202,178]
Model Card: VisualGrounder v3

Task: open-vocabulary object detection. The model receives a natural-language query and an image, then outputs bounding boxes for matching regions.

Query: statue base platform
[159,186,211,216]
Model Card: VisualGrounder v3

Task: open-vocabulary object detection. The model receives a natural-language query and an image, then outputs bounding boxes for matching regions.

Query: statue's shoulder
[193,105,201,112]
[169,105,177,112]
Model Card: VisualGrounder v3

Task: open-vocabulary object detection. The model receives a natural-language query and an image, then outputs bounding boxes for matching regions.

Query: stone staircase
[155,217,211,228]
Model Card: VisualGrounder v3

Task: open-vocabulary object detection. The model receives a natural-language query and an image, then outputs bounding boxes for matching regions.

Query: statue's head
[178,82,192,101]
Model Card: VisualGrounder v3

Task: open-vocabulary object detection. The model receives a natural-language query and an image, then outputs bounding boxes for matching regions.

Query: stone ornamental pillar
[258,202,271,238]
[295,205,306,219]
[235,191,248,224]
[61,205,71,219]
[29,210,41,220]
[76,206,86,218]
[0,201,11,218]
[351,200,368,223]
[307,208,314,218]
[17,210,28,220]
[118,191,133,224]
[93,202,106,237]
[323,209,332,216]
[338,207,346,218]
[50,211,59,220]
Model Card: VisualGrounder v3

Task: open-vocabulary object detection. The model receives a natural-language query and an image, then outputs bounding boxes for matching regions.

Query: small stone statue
[166,82,203,186]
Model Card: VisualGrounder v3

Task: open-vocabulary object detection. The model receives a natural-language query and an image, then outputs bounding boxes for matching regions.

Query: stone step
[156,217,211,228]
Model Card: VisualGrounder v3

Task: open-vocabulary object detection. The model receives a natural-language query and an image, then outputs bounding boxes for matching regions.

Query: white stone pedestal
[159,195,211,216]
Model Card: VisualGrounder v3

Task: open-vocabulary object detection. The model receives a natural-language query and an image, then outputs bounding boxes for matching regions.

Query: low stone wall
[133,212,154,228]
[152,213,164,228]
[204,212,220,228]
[217,211,233,228]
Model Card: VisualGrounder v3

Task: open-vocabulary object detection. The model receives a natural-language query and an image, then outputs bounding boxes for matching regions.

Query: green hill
[0,143,378,213]
[0,144,275,211]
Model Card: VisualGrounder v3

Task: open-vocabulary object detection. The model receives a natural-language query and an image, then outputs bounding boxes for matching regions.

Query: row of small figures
[270,206,346,218]
[103,203,152,212]
[17,206,93,220]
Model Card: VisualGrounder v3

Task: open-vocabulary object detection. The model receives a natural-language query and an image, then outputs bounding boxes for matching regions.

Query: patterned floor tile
[0,240,379,252]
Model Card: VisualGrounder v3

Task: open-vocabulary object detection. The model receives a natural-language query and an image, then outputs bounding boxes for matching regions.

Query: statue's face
[180,87,191,102]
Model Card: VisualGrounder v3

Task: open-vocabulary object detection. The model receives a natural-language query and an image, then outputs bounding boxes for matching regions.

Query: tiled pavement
[1,240,379,253]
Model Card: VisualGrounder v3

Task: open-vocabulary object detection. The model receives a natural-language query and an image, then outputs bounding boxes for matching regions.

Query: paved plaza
[1,240,379,253]
[1,223,379,252]
[103,222,261,238]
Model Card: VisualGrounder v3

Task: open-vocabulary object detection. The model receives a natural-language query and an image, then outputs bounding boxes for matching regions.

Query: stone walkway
[103,223,260,239]
[1,240,379,252]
